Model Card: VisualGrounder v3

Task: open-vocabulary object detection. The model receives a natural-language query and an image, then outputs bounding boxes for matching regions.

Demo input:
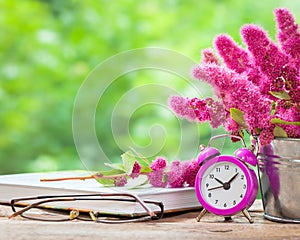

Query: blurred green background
[1,0,299,174]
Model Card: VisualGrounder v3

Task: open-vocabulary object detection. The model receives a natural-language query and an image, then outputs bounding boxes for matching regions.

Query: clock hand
[214,177,225,186]
[208,178,226,191]
[227,172,239,184]
[208,174,239,191]
[207,185,224,191]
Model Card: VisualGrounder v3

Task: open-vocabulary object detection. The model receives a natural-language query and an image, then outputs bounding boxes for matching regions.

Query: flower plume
[169,8,300,145]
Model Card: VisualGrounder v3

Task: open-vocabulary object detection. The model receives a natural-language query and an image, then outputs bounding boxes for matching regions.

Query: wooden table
[0,201,299,240]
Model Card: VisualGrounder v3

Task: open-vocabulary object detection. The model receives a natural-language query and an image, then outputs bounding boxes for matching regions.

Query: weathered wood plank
[0,201,299,240]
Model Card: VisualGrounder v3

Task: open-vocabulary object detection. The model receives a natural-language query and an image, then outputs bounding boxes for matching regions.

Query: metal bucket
[257,138,300,223]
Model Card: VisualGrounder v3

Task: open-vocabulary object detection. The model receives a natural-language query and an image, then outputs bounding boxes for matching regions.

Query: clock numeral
[206,183,209,188]
[224,165,229,170]
[240,194,243,198]
[233,200,236,205]
[241,175,245,180]
[208,193,212,198]
[215,200,218,204]
[243,184,246,189]
[209,174,214,179]
[216,167,221,172]
[235,168,238,172]
[224,203,227,208]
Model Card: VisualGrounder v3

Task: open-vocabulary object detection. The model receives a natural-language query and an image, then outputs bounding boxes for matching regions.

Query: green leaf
[140,165,152,173]
[162,173,168,183]
[271,118,300,126]
[127,175,149,189]
[269,91,291,100]
[270,101,277,115]
[95,169,125,186]
[99,169,126,176]
[104,162,126,172]
[230,108,247,127]
[129,147,151,166]
[273,126,288,138]
[121,150,137,175]
[96,178,115,186]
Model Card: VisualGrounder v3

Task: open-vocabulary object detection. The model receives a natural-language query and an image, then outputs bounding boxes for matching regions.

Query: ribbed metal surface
[258,138,300,223]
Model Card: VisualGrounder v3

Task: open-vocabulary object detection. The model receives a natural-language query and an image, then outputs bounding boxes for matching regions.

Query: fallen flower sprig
[41,150,200,188]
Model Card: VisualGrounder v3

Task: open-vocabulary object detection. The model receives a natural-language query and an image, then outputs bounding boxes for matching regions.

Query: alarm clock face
[195,155,257,216]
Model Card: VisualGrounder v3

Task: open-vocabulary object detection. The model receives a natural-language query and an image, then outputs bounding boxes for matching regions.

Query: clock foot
[224,216,233,222]
[196,208,207,222]
[242,209,254,224]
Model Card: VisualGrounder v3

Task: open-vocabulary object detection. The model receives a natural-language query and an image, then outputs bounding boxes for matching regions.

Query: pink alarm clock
[195,134,258,223]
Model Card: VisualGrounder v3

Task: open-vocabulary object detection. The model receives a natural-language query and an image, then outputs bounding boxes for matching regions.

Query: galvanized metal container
[257,138,300,223]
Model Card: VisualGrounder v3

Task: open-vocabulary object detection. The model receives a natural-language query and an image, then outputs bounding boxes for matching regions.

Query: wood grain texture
[0,201,299,240]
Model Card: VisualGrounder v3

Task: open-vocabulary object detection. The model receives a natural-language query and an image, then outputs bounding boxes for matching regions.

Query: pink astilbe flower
[130,161,141,179]
[275,8,300,65]
[259,129,275,146]
[276,100,300,134]
[148,169,167,187]
[169,95,226,128]
[276,100,300,121]
[167,160,185,188]
[241,25,286,80]
[290,87,300,103]
[242,24,299,92]
[274,100,300,138]
[225,117,240,135]
[114,176,128,187]
[150,157,167,171]
[215,34,251,73]
[241,25,288,92]
[169,8,300,146]
[188,97,227,128]
[201,48,219,64]
[193,63,273,136]
[215,34,269,88]
[214,34,269,88]
[168,96,197,121]
[206,98,227,128]
[188,97,211,122]
[148,157,168,187]
[282,125,300,138]
[182,159,200,187]
[193,63,233,97]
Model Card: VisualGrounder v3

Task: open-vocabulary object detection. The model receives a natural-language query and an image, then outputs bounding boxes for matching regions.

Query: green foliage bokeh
[1,0,299,174]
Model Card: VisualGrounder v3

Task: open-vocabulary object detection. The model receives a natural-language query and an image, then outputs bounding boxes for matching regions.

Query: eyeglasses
[9,193,164,223]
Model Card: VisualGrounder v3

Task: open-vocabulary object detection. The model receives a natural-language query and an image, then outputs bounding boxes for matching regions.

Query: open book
[0,171,201,217]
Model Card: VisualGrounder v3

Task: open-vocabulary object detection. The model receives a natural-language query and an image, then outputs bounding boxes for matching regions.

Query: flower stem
[40,172,149,182]
[40,174,100,182]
